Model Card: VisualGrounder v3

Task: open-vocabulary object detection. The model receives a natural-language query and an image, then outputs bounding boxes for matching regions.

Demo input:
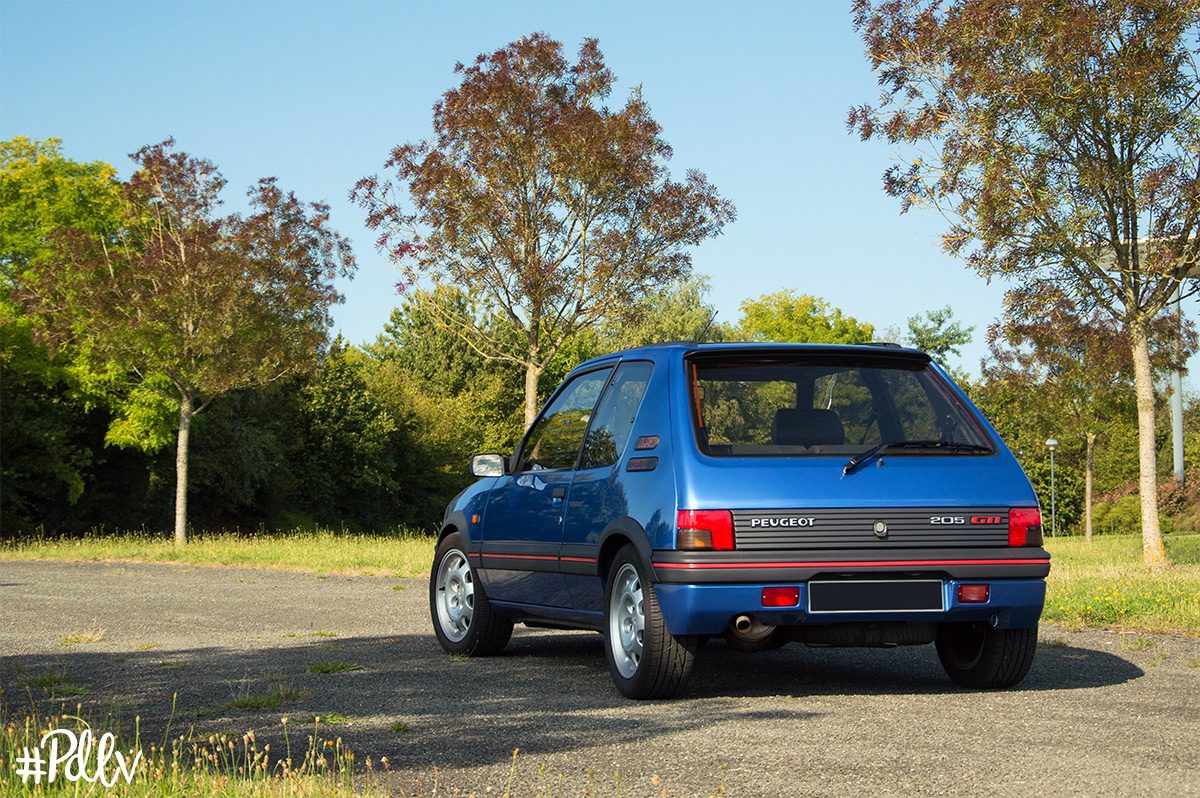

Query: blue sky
[2,0,1037,374]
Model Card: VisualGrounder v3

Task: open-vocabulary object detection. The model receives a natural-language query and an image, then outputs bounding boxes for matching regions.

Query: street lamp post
[1046,438,1059,537]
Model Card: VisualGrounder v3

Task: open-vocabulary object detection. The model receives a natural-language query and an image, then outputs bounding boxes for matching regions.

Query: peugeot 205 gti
[429,343,1050,699]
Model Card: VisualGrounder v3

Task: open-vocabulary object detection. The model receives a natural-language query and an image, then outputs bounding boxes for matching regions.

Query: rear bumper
[652,547,1051,582]
[651,548,1048,636]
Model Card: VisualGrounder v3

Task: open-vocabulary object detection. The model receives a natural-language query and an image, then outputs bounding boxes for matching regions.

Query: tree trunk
[174,393,193,546]
[1084,431,1096,544]
[1129,324,1169,570]
[523,361,542,430]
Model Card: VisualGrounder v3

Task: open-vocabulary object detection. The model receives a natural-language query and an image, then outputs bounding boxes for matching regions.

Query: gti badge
[872,520,888,539]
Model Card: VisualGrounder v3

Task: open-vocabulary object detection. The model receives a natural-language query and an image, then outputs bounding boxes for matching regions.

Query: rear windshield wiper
[843,440,992,476]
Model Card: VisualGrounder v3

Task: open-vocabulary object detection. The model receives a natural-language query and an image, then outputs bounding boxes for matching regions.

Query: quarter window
[580,362,653,469]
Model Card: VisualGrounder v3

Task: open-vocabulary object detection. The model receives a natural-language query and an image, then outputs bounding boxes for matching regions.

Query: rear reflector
[762,586,800,607]
[1008,507,1044,546]
[957,584,990,604]
[677,509,735,551]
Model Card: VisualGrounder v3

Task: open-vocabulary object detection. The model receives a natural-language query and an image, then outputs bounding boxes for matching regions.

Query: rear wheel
[936,622,1037,689]
[429,532,512,656]
[603,545,697,699]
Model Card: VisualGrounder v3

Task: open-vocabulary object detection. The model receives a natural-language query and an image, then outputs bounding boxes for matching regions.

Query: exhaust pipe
[724,614,779,652]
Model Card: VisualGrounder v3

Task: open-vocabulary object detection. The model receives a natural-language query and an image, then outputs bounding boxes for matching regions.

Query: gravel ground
[1,560,1198,797]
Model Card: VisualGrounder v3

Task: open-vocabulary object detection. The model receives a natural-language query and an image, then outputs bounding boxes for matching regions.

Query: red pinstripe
[653,558,1050,570]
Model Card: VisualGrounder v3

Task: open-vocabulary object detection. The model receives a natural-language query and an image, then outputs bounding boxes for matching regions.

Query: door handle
[551,486,566,504]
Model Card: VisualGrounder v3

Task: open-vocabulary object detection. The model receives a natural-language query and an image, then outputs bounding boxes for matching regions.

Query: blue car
[429,343,1050,698]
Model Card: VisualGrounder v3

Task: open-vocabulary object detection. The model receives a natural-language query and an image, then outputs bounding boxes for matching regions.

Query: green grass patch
[0,529,434,578]
[227,685,308,711]
[59,627,105,646]
[1043,534,1200,635]
[292,713,355,725]
[305,661,362,674]
[388,720,412,735]
[17,671,88,699]
[282,630,338,639]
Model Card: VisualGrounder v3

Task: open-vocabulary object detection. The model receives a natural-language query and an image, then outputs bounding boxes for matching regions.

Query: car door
[560,361,655,610]
[478,365,614,607]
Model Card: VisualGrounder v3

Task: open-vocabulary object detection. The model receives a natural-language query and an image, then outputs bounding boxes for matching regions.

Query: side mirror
[470,453,508,478]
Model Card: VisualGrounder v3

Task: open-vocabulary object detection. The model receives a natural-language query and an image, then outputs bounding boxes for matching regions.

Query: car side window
[580,362,653,469]
[518,367,613,472]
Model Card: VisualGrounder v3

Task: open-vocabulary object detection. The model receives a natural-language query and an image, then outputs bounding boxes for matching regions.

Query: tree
[736,290,874,343]
[296,341,410,530]
[17,139,355,544]
[602,274,722,349]
[0,137,124,532]
[978,290,1192,540]
[849,0,1200,567]
[0,137,121,282]
[353,33,735,427]
[906,306,974,361]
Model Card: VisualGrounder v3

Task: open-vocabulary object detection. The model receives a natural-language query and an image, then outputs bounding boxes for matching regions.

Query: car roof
[573,341,931,370]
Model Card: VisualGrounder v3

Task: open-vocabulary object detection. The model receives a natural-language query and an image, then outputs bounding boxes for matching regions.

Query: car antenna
[698,309,718,342]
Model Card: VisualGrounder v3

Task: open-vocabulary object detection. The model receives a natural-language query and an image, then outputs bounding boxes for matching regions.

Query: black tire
[603,545,697,699]
[429,532,512,656]
[936,622,1037,689]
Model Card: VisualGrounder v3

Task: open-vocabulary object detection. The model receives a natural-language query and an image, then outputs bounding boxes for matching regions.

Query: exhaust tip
[734,614,753,633]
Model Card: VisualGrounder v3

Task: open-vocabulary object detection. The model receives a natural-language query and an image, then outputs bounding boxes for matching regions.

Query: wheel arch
[439,511,475,550]
[597,516,654,586]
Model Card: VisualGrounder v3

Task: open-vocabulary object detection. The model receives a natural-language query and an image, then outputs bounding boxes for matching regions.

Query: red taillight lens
[957,584,990,604]
[1009,507,1043,547]
[676,510,735,551]
[762,586,800,607]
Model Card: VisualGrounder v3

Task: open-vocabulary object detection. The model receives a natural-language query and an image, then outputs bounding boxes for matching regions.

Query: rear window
[688,353,992,457]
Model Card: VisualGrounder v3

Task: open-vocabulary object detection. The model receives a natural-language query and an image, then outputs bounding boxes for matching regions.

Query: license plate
[807,580,944,613]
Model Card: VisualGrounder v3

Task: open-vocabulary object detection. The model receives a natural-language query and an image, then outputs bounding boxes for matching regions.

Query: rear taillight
[676,510,735,551]
[1008,507,1043,547]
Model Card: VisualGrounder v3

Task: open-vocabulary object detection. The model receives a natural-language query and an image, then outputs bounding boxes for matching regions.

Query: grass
[292,713,355,726]
[15,672,89,699]
[1042,533,1200,635]
[59,627,105,646]
[0,529,434,578]
[0,704,727,798]
[282,630,338,639]
[0,705,371,797]
[226,685,308,711]
[388,720,412,735]
[304,661,362,675]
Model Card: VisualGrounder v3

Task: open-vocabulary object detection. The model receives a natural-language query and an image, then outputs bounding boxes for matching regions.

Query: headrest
[771,408,846,447]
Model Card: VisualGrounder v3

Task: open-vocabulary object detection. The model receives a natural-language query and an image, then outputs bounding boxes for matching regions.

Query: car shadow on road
[0,628,1140,770]
[690,635,1143,697]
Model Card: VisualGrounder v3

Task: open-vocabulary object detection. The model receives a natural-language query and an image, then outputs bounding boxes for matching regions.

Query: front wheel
[604,545,697,699]
[429,532,512,656]
[936,622,1037,689]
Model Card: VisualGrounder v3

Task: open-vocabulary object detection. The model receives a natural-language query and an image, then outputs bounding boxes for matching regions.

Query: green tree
[850,0,1200,567]
[354,33,735,428]
[298,341,409,529]
[17,139,355,543]
[0,137,120,281]
[0,137,123,532]
[736,290,874,344]
[905,306,973,361]
[977,289,1192,540]
[602,274,722,349]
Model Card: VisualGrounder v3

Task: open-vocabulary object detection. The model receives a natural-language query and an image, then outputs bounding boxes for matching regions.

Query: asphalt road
[1,560,1197,797]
